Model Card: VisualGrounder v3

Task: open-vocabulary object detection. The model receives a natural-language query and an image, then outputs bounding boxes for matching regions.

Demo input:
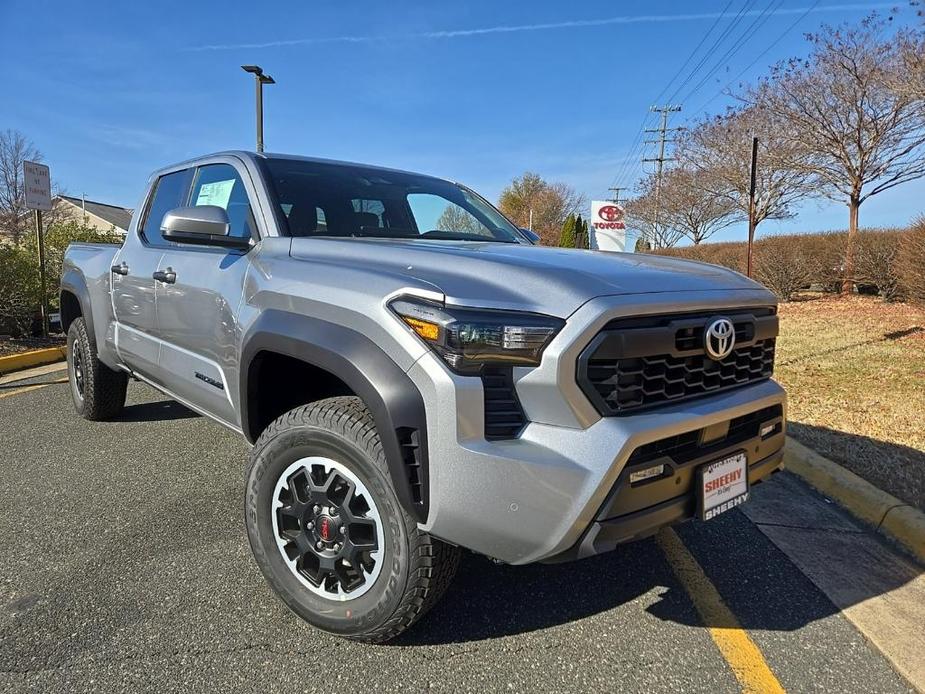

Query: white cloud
[186,4,893,51]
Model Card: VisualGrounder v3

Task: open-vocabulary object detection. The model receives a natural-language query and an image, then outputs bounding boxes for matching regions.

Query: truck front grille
[578,308,777,416]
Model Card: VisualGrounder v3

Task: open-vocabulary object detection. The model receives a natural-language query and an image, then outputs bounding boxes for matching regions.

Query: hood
[288,238,768,317]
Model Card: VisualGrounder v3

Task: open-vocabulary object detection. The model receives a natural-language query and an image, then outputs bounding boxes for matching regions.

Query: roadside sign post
[24,161,52,337]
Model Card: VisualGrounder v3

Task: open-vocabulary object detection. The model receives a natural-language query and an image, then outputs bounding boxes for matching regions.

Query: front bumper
[409,351,786,564]
[404,289,786,565]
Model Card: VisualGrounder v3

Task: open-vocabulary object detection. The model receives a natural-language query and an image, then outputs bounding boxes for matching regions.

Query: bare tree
[434,204,484,235]
[498,172,584,245]
[890,3,925,100]
[677,106,817,231]
[751,17,925,291]
[0,130,44,244]
[624,178,686,249]
[657,167,741,244]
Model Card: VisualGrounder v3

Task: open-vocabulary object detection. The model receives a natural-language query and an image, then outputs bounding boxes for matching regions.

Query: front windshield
[264,158,525,243]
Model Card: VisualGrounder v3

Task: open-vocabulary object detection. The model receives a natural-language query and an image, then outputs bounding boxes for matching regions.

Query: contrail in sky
[186,3,893,51]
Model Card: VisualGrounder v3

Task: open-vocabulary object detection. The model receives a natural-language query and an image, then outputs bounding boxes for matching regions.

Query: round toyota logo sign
[597,205,624,222]
[704,318,735,361]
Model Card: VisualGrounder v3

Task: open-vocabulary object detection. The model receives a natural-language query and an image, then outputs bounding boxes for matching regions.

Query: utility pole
[608,187,625,204]
[241,65,276,152]
[642,105,682,239]
[746,136,759,278]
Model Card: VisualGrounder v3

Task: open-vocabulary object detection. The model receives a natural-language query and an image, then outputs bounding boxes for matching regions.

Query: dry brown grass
[775,294,925,509]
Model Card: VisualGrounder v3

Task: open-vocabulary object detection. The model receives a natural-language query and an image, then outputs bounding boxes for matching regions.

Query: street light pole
[241,65,275,152]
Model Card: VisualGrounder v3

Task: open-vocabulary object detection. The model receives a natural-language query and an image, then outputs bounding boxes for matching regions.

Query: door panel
[154,249,248,425]
[111,247,162,380]
[113,167,194,380]
[154,163,256,426]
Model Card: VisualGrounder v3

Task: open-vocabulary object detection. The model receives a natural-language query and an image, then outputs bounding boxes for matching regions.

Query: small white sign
[590,200,627,252]
[24,160,52,211]
[195,179,236,209]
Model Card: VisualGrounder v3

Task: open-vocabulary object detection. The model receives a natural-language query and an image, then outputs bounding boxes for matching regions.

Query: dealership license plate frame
[697,451,749,521]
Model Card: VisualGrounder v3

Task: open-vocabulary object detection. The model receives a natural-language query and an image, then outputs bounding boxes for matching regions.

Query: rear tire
[245,396,459,643]
[66,317,128,420]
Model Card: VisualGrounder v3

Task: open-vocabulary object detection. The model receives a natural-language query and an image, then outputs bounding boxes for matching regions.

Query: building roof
[58,195,133,231]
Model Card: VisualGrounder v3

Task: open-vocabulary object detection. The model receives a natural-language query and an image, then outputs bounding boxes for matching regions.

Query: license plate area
[697,452,749,521]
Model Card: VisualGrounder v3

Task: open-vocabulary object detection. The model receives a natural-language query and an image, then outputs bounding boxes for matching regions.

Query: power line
[605,0,736,195]
[621,0,777,191]
[688,0,822,115]
[618,1,755,192]
[678,0,784,105]
[664,0,758,105]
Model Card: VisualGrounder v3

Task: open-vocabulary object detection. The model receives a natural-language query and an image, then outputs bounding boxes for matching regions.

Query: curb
[784,437,925,564]
[0,347,67,376]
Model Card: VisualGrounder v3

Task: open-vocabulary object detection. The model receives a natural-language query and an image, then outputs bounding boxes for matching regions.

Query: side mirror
[161,206,250,249]
[520,227,541,245]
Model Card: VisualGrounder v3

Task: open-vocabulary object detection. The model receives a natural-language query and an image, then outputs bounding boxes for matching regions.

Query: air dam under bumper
[410,350,786,565]
[543,411,784,563]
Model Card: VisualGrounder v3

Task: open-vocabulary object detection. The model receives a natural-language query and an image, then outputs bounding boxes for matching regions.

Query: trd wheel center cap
[315,514,338,543]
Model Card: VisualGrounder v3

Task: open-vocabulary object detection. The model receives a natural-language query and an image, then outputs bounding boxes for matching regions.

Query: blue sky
[2,0,922,242]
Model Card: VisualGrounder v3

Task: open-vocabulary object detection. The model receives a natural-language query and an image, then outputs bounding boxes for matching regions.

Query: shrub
[854,229,904,301]
[0,244,41,336]
[897,216,925,305]
[0,221,117,336]
[558,214,576,248]
[645,226,911,301]
[799,231,847,291]
[21,221,117,315]
[752,234,820,301]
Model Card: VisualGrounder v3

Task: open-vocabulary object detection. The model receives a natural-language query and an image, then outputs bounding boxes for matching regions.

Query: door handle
[152,268,177,284]
[111,262,129,276]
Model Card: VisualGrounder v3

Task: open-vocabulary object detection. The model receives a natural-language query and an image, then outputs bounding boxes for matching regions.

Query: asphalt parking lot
[1,368,922,693]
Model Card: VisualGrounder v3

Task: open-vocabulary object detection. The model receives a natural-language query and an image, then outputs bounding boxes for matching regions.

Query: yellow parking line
[0,378,68,400]
[657,528,786,694]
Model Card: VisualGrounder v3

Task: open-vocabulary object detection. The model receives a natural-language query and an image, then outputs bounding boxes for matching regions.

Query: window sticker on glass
[195,179,236,209]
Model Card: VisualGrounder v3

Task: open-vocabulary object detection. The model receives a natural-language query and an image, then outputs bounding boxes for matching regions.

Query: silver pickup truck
[61,151,786,642]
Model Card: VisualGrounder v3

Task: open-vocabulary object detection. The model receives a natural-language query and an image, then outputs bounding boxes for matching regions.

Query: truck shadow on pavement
[115,399,200,423]
[397,490,923,646]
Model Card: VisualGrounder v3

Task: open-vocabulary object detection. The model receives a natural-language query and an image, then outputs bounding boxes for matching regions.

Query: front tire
[245,397,459,643]
[66,317,128,420]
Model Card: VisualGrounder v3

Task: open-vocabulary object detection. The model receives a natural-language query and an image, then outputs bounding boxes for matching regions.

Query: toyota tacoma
[61,151,786,642]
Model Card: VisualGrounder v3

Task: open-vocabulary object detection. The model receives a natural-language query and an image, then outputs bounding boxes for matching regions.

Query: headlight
[389,297,564,374]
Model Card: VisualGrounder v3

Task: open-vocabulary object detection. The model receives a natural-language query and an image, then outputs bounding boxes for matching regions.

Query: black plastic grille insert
[578,308,777,416]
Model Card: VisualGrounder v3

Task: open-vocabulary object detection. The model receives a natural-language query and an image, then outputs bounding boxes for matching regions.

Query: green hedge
[649,228,914,302]
[0,222,118,336]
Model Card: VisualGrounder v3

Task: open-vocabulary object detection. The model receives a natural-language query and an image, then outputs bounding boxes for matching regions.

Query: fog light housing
[760,422,781,439]
[629,464,665,484]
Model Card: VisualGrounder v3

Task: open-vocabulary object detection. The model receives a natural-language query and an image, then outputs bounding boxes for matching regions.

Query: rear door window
[141,169,193,247]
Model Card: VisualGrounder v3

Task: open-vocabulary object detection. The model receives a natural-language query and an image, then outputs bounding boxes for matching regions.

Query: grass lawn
[775,294,925,510]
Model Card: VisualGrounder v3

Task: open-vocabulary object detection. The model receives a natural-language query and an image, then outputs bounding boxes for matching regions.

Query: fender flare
[240,309,429,522]
[60,269,95,344]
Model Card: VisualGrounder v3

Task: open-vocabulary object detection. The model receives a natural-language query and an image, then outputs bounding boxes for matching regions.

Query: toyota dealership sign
[590,200,628,252]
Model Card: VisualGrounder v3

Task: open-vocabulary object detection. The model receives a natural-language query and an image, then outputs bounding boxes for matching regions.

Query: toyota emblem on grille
[705,318,735,360]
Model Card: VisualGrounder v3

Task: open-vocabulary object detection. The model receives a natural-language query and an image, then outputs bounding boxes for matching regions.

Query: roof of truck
[155,150,450,184]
